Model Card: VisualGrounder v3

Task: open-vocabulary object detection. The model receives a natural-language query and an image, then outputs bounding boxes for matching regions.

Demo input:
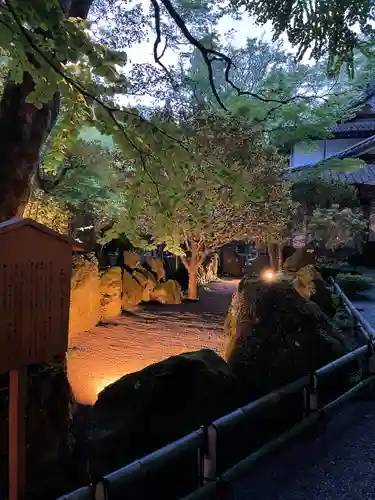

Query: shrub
[316,261,358,281]
[335,273,373,297]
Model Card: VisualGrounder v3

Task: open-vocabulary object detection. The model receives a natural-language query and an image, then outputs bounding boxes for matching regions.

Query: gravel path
[67,279,238,404]
[227,399,375,500]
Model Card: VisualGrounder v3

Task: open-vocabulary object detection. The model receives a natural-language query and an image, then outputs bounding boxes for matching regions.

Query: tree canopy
[0,0,373,225]
[103,109,293,296]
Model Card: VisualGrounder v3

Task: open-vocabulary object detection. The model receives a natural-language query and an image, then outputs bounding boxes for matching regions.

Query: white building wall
[290,141,325,168]
[290,138,364,168]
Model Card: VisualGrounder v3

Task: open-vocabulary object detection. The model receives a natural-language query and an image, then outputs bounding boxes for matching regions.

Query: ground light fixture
[261,268,276,282]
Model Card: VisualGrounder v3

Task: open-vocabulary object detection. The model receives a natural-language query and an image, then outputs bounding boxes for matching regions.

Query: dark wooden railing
[58,279,375,500]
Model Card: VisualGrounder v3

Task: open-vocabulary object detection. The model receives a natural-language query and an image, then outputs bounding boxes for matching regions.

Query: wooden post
[9,367,27,500]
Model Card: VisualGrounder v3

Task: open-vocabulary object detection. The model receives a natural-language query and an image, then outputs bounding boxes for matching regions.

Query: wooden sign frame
[0,218,78,500]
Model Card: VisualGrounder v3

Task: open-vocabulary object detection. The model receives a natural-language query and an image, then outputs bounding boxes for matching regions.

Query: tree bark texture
[277,243,284,272]
[267,243,276,271]
[181,241,200,300]
[0,0,93,222]
[188,264,198,300]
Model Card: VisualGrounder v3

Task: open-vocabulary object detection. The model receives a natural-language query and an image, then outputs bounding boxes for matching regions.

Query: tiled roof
[291,163,375,186]
[329,82,375,134]
[331,163,375,185]
[328,134,375,159]
[332,120,375,133]
[292,132,375,186]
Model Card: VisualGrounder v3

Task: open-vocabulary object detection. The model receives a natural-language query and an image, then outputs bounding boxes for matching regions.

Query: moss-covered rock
[100,267,122,319]
[144,256,165,282]
[225,278,349,400]
[69,253,100,339]
[133,267,158,302]
[292,264,318,300]
[149,279,182,304]
[197,253,219,285]
[88,349,242,476]
[122,269,144,308]
[293,265,337,318]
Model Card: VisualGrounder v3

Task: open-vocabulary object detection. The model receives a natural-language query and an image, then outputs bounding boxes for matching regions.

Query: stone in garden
[122,269,144,308]
[144,256,166,282]
[292,264,320,299]
[293,265,337,318]
[69,253,101,339]
[123,251,141,269]
[100,267,122,318]
[149,279,182,304]
[224,277,349,400]
[130,266,158,302]
[283,247,315,272]
[198,253,219,284]
[88,349,242,476]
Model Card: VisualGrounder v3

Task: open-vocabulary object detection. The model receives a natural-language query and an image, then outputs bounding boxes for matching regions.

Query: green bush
[335,273,373,297]
[316,261,358,281]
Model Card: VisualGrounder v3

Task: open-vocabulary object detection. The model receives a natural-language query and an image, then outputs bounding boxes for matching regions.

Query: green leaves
[103,108,292,253]
[230,0,373,76]
[307,204,367,250]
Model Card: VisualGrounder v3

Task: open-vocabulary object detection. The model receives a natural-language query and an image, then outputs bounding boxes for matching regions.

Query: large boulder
[149,280,182,304]
[144,256,166,282]
[69,253,100,339]
[123,251,141,269]
[293,265,337,318]
[88,349,242,476]
[284,247,315,272]
[197,253,219,285]
[133,267,158,302]
[100,267,122,319]
[225,277,349,400]
[122,269,144,308]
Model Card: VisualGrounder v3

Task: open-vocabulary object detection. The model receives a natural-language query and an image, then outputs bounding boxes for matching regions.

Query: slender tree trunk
[0,0,93,222]
[267,243,276,271]
[277,243,284,272]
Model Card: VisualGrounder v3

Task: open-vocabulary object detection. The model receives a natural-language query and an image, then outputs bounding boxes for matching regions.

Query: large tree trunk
[0,0,93,222]
[188,260,198,300]
[181,241,200,300]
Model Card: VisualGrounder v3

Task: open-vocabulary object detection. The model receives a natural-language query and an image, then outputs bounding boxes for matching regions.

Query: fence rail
[58,279,375,500]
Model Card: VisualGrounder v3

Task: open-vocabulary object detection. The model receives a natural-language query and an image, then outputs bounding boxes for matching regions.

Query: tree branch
[150,0,175,87]
[157,0,350,111]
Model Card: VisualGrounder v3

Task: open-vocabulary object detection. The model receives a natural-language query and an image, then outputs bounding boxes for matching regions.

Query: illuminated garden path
[67,279,239,404]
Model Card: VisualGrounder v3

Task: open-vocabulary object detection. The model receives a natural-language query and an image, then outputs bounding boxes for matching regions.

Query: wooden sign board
[0,218,76,500]
[0,218,73,373]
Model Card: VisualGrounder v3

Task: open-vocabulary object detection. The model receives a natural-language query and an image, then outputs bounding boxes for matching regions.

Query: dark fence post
[199,424,218,485]
[365,340,375,393]
[304,372,319,416]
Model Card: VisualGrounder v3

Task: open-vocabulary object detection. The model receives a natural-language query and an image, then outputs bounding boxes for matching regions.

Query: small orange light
[261,269,275,281]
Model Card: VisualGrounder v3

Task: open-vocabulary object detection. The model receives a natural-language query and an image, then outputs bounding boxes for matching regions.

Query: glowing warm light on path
[261,269,275,282]
[67,279,239,405]
[96,377,123,397]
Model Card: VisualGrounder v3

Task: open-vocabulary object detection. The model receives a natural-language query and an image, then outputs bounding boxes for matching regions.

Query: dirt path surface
[68,279,238,404]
